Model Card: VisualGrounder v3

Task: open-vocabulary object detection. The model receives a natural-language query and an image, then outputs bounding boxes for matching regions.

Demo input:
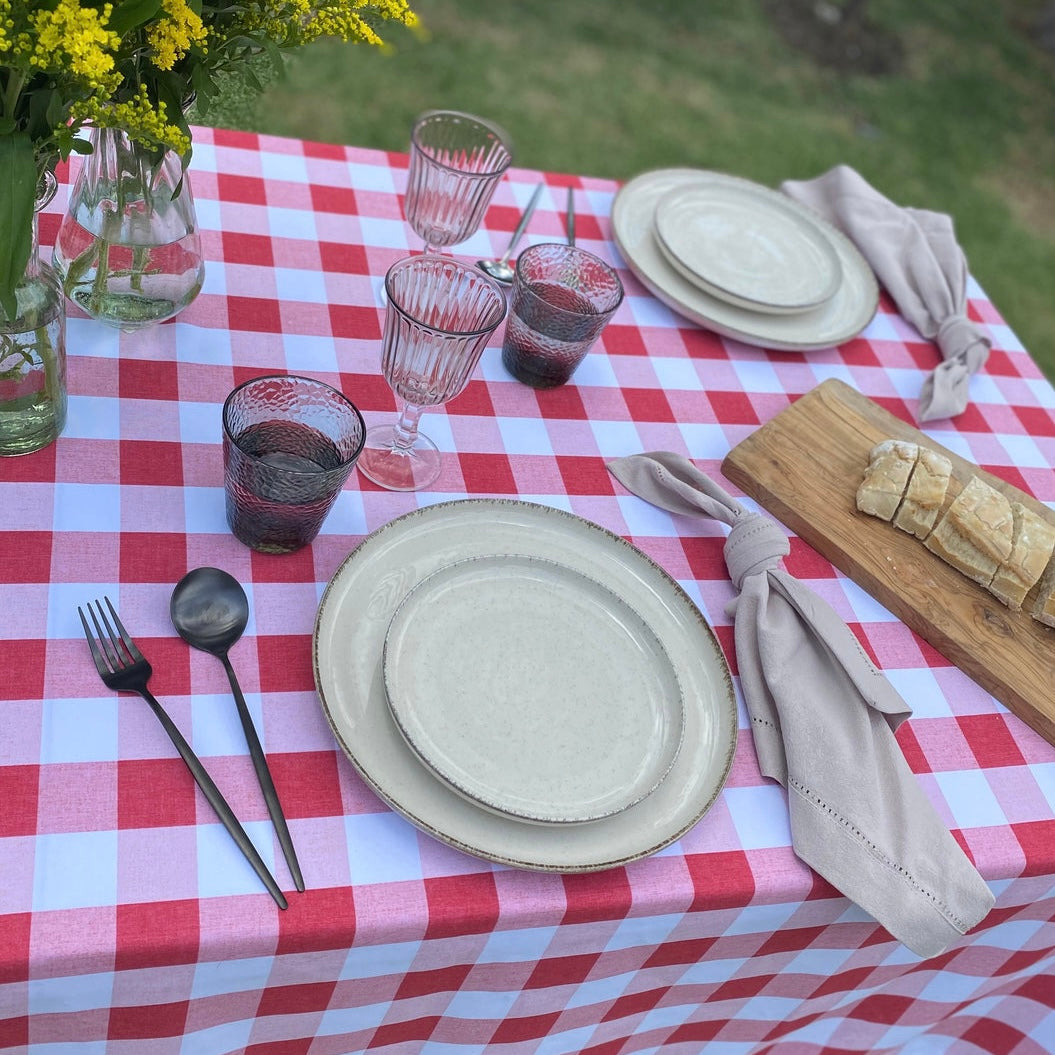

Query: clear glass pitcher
[53,126,205,331]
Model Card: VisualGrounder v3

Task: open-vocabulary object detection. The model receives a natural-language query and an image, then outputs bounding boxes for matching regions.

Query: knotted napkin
[781,165,991,423]
[608,451,994,957]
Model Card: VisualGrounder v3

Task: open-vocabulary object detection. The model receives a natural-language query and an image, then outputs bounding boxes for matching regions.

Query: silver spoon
[477,182,544,283]
[566,186,576,246]
[170,566,304,893]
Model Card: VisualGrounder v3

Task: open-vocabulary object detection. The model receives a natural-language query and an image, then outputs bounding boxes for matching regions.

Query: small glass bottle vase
[53,126,204,331]
[0,174,67,457]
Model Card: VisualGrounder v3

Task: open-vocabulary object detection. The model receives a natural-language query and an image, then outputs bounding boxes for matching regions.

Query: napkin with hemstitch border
[608,450,995,958]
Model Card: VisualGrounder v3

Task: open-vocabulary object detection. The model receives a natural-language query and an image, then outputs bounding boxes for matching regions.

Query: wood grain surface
[721,377,1055,748]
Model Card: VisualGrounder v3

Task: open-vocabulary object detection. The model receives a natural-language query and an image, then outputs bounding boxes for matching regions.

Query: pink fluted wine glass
[404,110,513,255]
[358,255,507,492]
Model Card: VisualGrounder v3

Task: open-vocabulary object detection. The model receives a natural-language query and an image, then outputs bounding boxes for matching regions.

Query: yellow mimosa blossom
[30,0,120,87]
[146,0,207,71]
[240,0,417,47]
[0,0,11,56]
[72,87,191,156]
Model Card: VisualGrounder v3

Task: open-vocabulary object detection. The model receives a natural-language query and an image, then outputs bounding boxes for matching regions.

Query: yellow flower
[238,0,417,47]
[71,87,191,156]
[0,0,11,56]
[146,0,207,71]
[30,0,120,88]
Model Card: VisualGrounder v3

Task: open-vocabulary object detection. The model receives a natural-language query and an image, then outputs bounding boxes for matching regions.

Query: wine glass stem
[392,401,426,451]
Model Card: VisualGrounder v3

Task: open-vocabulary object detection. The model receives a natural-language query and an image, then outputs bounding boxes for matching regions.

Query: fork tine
[78,605,111,677]
[89,600,125,669]
[104,596,145,663]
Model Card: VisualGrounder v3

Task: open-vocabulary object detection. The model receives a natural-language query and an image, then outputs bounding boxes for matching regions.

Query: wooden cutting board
[721,377,1055,748]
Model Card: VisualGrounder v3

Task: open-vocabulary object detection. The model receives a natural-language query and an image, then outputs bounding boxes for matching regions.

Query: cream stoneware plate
[611,167,879,352]
[653,179,842,314]
[382,554,685,825]
[313,499,737,873]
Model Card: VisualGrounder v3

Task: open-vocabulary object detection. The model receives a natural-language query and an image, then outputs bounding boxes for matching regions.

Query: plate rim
[381,552,687,825]
[611,167,879,353]
[312,498,738,873]
[652,181,843,313]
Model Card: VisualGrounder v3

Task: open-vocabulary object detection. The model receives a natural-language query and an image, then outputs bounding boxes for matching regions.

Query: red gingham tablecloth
[2,126,1054,1055]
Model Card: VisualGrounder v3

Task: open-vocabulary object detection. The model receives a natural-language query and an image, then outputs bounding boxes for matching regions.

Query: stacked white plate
[312,499,738,872]
[381,553,687,827]
[611,168,879,352]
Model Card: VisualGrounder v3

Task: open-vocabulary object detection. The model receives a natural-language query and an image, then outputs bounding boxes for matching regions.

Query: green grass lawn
[203,0,1055,379]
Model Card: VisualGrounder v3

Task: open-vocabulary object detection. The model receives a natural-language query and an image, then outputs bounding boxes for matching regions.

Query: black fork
[79,597,287,910]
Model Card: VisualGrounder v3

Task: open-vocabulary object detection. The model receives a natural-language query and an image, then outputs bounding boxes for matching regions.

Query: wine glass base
[357,424,442,492]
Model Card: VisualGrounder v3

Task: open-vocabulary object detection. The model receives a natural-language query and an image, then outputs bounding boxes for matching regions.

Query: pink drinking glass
[358,255,507,492]
[501,243,624,388]
[404,110,513,255]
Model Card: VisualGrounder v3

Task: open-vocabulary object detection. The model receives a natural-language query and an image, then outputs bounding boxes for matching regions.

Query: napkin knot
[936,313,990,369]
[724,512,791,590]
[607,450,995,957]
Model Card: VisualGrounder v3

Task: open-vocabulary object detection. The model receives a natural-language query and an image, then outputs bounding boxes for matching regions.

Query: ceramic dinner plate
[653,180,842,314]
[313,499,737,872]
[611,168,879,352]
[382,554,685,825]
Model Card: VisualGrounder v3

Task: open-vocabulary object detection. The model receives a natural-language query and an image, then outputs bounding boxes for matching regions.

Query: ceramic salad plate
[313,499,738,872]
[611,167,879,352]
[382,553,685,825]
[652,179,843,314]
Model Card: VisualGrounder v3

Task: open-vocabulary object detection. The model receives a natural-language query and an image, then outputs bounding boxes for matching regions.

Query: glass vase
[53,126,205,331]
[0,173,67,457]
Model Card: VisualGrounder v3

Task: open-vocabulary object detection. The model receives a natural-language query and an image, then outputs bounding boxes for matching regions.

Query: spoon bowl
[478,256,516,283]
[477,182,543,284]
[170,566,305,893]
[170,566,249,657]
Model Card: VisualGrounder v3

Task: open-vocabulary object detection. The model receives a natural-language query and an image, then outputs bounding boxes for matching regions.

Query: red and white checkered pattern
[1,126,1053,1054]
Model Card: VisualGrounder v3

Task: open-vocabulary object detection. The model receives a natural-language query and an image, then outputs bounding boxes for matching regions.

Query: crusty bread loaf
[990,503,1055,610]
[859,438,1055,625]
[855,440,918,522]
[1030,553,1055,627]
[894,447,952,540]
[924,475,1014,588]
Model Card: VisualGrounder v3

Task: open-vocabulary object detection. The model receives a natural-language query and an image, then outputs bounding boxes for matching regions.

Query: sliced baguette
[894,447,952,540]
[990,503,1055,610]
[856,440,919,522]
[1030,553,1055,628]
[924,475,1014,587]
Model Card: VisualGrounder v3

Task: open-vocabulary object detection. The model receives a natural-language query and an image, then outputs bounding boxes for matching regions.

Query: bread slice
[894,447,953,540]
[989,503,1055,610]
[856,440,919,522]
[924,475,1014,587]
[1031,553,1055,628]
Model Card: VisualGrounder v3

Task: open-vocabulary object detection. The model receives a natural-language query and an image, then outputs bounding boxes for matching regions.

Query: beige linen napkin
[781,165,990,423]
[608,451,994,958]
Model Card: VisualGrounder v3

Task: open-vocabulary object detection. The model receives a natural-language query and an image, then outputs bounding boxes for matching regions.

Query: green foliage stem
[0,132,37,319]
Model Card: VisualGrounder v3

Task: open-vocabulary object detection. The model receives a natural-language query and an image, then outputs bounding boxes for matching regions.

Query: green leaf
[45,88,66,131]
[259,35,285,78]
[191,64,217,101]
[26,87,57,144]
[155,71,191,134]
[0,134,37,319]
[107,0,164,35]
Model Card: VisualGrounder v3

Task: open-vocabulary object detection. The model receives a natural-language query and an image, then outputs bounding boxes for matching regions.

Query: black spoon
[170,566,304,893]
